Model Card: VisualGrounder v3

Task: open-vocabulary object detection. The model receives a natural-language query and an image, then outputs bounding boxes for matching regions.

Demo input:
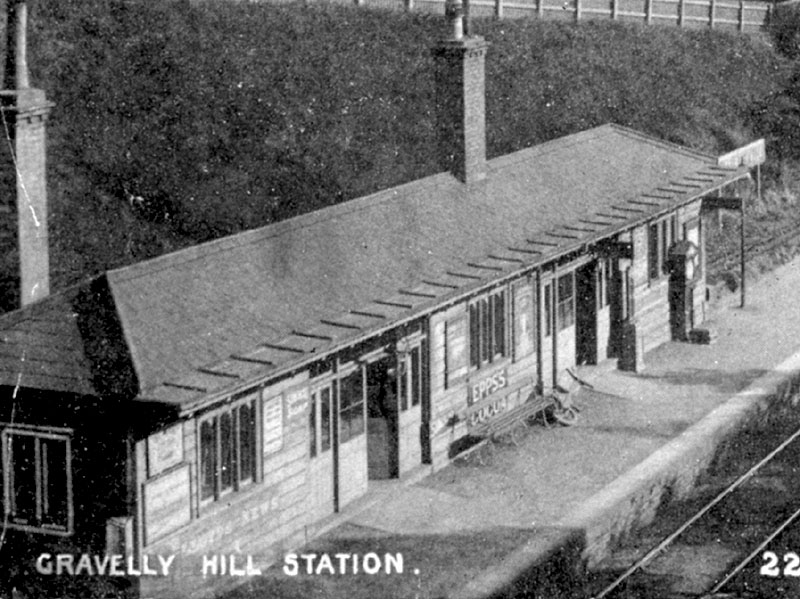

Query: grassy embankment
[20,0,800,300]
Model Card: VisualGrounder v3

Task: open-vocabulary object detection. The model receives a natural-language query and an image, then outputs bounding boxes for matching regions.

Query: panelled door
[336,364,368,509]
[575,262,598,365]
[366,354,398,479]
[396,337,427,475]
[308,382,335,521]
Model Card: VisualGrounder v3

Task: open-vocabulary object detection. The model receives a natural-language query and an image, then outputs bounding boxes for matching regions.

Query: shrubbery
[768,0,800,60]
[12,0,796,289]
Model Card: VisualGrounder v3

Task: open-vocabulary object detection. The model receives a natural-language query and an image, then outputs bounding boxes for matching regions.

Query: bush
[10,0,795,290]
[768,1,800,60]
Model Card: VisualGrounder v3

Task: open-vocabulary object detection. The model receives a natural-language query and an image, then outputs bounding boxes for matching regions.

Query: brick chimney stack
[0,0,52,309]
[432,0,488,186]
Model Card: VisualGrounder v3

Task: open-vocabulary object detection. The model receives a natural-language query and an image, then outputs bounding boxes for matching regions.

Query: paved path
[331,256,800,538]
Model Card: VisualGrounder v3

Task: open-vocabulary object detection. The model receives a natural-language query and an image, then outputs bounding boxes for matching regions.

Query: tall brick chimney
[432,0,488,186]
[0,0,52,309]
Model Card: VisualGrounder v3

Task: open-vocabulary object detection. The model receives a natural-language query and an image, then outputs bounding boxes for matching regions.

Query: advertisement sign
[467,367,507,405]
[466,396,508,429]
[262,394,284,456]
[143,464,191,545]
[445,315,468,383]
[285,387,310,420]
[147,424,183,477]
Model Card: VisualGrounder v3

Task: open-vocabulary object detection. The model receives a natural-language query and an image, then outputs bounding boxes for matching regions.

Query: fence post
[738,0,744,31]
[405,0,414,11]
[575,0,581,21]
[495,0,504,19]
[678,0,685,27]
[612,0,618,20]
[709,0,716,28]
[645,0,652,24]
[537,0,544,19]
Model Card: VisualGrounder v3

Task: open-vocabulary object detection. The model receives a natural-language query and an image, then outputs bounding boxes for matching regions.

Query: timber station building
[0,2,762,597]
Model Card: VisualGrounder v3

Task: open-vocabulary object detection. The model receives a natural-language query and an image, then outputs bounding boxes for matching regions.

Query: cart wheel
[553,407,578,426]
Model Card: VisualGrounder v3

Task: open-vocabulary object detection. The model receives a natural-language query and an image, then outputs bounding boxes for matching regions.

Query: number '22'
[761,551,800,577]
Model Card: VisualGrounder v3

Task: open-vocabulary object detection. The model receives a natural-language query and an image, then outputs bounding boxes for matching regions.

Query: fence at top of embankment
[249,0,800,34]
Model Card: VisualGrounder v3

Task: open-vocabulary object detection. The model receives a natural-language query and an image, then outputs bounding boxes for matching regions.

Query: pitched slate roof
[0,124,749,412]
[0,276,136,398]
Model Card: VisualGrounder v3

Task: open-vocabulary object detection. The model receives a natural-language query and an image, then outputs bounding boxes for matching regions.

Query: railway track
[707,220,800,275]
[586,422,800,599]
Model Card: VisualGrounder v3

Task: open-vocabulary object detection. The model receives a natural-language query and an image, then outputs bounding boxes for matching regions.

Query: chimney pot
[445,0,465,40]
[4,1,30,90]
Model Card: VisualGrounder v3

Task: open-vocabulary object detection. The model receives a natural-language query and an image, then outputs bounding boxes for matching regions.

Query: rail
[590,424,800,598]
[707,220,800,276]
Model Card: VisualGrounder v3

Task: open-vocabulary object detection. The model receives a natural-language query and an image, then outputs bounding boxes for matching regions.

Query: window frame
[648,221,660,281]
[338,366,365,445]
[198,393,259,506]
[648,214,682,283]
[543,282,553,338]
[398,337,425,411]
[603,258,613,308]
[1,425,73,536]
[512,281,536,361]
[443,315,468,388]
[309,381,334,459]
[557,272,575,331]
[468,288,508,370]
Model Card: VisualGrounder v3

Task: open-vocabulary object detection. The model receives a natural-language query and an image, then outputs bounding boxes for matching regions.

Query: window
[513,283,535,360]
[604,259,613,307]
[444,316,468,387]
[660,218,670,274]
[671,215,679,244]
[1,427,72,534]
[199,396,257,503]
[648,222,660,280]
[339,370,365,444]
[557,273,575,330]
[309,385,333,458]
[410,346,421,407]
[398,344,423,411]
[649,215,680,281]
[543,283,552,338]
[469,290,507,369]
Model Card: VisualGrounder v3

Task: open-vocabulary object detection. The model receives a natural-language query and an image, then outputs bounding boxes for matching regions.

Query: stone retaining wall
[452,349,800,599]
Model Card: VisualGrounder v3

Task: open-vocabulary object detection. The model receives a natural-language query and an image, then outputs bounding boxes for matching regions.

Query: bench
[456,382,586,464]
[455,393,555,465]
[471,393,555,445]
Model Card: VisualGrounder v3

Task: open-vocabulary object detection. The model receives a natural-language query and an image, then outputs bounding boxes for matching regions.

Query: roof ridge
[606,123,716,161]
[488,124,612,169]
